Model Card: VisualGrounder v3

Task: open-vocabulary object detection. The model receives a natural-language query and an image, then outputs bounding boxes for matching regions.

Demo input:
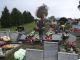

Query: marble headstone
[9,32,19,42]
[0,48,4,56]
[44,41,58,60]
[58,52,78,60]
[26,49,43,60]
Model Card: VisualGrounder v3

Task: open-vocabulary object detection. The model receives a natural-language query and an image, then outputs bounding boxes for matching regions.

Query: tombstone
[9,32,19,42]
[44,41,58,60]
[58,52,78,60]
[26,49,43,60]
[52,34,62,42]
[0,48,4,56]
[0,31,7,36]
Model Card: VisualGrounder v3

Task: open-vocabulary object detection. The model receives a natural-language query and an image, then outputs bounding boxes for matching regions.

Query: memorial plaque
[26,49,43,60]
[44,41,58,60]
[58,52,78,60]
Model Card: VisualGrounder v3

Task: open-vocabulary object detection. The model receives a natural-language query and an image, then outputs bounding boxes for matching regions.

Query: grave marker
[44,41,58,60]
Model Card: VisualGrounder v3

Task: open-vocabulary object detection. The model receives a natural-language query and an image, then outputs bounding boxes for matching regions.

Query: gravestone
[44,41,58,60]
[58,52,78,60]
[0,48,4,56]
[26,49,43,60]
[0,31,19,42]
[52,34,62,42]
[9,32,19,42]
[0,31,7,36]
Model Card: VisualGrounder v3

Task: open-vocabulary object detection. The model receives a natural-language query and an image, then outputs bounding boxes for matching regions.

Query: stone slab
[44,41,58,60]
[26,49,43,60]
[58,52,78,60]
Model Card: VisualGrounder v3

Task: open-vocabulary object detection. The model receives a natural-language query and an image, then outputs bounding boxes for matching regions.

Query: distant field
[0,22,36,32]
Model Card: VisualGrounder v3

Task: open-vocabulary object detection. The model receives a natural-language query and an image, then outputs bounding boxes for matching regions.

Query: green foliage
[0,6,34,28]
[36,4,48,18]
[0,6,11,28]
[23,11,34,23]
[11,8,23,26]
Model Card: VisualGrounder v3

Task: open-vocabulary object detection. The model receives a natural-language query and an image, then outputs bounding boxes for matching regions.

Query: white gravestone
[58,52,78,60]
[44,41,58,60]
[9,32,19,42]
[0,48,4,56]
[26,49,43,60]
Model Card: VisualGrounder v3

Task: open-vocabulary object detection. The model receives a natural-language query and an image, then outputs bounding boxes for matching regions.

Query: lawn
[0,22,36,32]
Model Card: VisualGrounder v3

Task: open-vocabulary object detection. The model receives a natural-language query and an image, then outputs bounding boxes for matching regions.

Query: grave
[0,48,4,56]
[58,52,78,60]
[26,49,43,60]
[44,41,58,60]
[9,32,19,42]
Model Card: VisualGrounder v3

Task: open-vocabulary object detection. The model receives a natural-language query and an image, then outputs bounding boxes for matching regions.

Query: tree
[11,8,22,26]
[23,11,28,23]
[36,4,48,19]
[23,11,34,23]
[0,6,11,28]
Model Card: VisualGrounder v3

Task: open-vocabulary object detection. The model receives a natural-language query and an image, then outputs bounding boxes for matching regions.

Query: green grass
[22,22,36,32]
[0,22,35,32]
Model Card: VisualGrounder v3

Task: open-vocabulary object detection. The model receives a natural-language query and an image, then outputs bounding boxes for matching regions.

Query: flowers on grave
[0,41,5,46]
[60,24,66,31]
[28,31,35,37]
[45,32,53,40]
[0,36,11,42]
[34,34,39,40]
[64,40,76,52]
[27,31,36,44]
[0,36,11,41]
[70,28,80,32]
[61,25,65,28]
[2,44,14,49]
[62,32,69,40]
[14,48,26,60]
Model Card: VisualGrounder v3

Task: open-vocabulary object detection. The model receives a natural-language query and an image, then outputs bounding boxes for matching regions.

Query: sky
[0,0,80,18]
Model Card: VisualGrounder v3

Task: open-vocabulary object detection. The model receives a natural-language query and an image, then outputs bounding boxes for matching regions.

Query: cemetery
[0,0,80,60]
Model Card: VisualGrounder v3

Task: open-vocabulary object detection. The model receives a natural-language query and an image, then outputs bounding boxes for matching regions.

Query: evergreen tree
[0,6,11,28]
[23,11,34,23]
[11,8,22,26]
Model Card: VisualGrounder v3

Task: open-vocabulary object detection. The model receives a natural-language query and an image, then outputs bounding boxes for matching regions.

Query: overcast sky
[0,0,80,18]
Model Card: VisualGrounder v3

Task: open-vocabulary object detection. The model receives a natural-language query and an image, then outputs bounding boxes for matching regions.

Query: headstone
[58,52,78,60]
[0,48,4,56]
[44,41,58,60]
[0,31,7,36]
[26,49,43,60]
[52,34,62,41]
[9,32,19,42]
[18,34,26,40]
